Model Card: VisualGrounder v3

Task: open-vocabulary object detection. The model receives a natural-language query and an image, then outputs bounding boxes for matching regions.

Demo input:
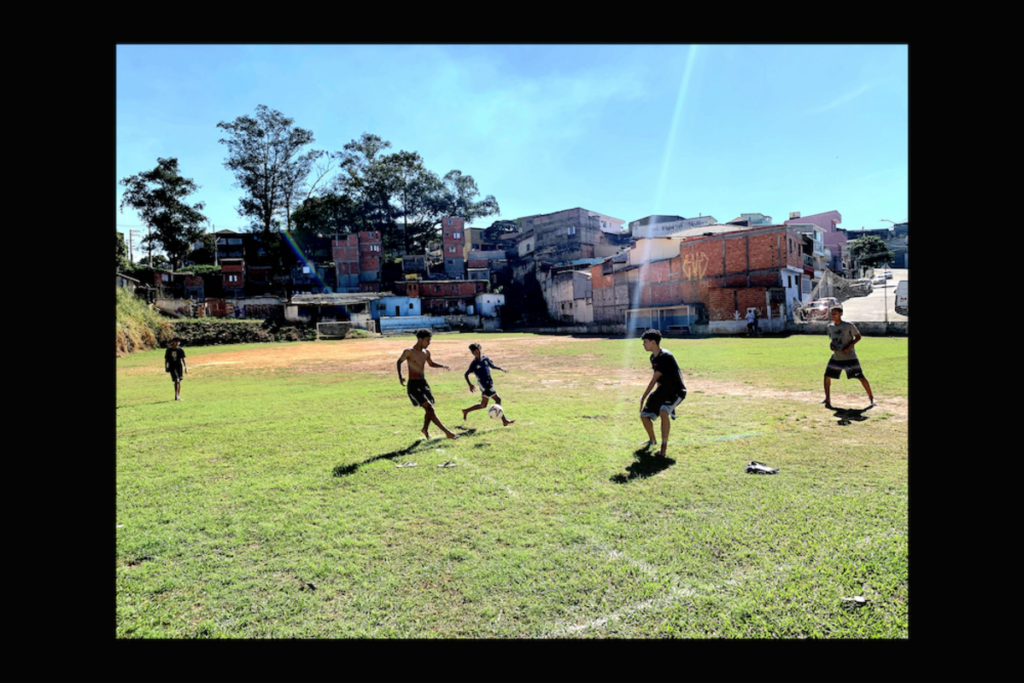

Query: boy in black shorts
[823,305,875,409]
[397,329,459,440]
[461,343,515,426]
[639,329,687,458]
[164,337,188,401]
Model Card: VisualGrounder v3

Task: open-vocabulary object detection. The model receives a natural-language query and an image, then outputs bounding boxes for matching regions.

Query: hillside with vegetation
[117,288,172,357]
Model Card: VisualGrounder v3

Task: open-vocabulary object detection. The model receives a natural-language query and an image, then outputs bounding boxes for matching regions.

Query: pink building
[784,210,845,272]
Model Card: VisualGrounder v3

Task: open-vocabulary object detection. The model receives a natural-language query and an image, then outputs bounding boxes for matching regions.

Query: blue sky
[116,45,908,256]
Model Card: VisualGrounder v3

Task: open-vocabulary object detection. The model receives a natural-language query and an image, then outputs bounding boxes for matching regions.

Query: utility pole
[129,229,140,263]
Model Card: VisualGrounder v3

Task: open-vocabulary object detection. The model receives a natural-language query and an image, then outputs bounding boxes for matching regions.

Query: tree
[848,235,894,270]
[483,219,521,243]
[330,133,501,255]
[117,232,129,273]
[119,158,208,269]
[333,133,400,241]
[217,105,319,238]
[437,170,500,226]
[137,253,172,271]
[291,193,360,239]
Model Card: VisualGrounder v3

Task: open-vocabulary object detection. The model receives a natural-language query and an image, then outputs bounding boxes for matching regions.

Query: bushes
[167,317,317,347]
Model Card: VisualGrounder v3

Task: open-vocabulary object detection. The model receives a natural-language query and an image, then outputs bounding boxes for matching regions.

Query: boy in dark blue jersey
[462,344,515,426]
[639,329,687,458]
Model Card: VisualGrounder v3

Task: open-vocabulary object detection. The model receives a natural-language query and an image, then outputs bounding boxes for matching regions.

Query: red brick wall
[333,236,358,262]
[222,264,244,287]
[706,287,768,320]
[591,263,613,289]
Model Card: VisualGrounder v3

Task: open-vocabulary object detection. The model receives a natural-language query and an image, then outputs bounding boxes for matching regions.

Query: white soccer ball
[488,404,504,420]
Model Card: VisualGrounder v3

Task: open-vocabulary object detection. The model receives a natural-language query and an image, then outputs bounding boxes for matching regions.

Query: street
[839,268,908,322]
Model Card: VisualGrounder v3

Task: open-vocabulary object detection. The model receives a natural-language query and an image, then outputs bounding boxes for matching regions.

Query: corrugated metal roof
[291,293,391,305]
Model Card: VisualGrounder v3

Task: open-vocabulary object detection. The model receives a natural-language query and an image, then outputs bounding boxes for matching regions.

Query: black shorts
[824,358,865,380]
[478,382,497,398]
[169,366,184,382]
[640,387,686,420]
[407,379,435,407]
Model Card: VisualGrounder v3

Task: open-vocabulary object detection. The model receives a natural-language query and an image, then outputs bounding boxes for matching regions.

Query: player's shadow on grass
[332,441,427,477]
[331,430,481,477]
[611,447,675,484]
[828,405,874,426]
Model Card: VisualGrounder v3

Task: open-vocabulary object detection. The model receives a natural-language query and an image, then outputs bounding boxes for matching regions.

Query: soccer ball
[488,404,504,420]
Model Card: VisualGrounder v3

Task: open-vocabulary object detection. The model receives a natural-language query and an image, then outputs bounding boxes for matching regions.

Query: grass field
[116,333,908,638]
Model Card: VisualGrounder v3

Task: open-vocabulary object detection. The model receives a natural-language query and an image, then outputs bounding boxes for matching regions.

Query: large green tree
[119,157,208,269]
[848,235,895,269]
[330,133,501,255]
[217,105,320,238]
[332,133,401,242]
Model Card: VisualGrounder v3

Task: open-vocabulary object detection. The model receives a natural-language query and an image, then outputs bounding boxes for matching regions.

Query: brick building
[221,258,245,298]
[400,278,489,315]
[592,222,805,325]
[442,217,466,279]
[333,231,383,293]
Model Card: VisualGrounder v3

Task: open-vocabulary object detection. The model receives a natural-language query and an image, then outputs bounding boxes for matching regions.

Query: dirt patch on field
[176,337,907,417]
[195,336,592,373]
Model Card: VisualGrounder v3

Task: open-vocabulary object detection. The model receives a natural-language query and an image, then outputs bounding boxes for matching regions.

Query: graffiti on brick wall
[682,252,709,280]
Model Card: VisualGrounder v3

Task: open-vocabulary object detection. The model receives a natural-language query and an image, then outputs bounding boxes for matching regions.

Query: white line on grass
[544,586,698,637]
[456,455,721,637]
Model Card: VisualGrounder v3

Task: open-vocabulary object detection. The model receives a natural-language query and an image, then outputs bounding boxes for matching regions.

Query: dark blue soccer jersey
[466,356,497,388]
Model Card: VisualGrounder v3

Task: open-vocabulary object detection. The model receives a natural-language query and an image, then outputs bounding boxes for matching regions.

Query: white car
[872,274,886,285]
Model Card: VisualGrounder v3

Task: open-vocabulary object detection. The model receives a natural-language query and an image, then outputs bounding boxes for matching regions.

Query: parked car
[850,279,873,296]
[894,281,908,315]
[803,297,841,321]
[872,274,886,285]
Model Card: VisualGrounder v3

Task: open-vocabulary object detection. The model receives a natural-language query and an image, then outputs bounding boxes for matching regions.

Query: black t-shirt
[165,346,186,368]
[650,349,685,394]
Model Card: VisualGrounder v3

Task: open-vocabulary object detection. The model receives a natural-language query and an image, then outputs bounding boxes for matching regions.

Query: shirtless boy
[461,343,515,426]
[397,329,459,440]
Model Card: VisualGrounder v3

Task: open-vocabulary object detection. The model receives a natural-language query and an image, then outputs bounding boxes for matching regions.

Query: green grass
[117,334,907,638]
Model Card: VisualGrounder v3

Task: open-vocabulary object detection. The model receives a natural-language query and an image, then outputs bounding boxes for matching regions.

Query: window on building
[568,226,576,235]
[449,247,456,253]
[448,219,453,226]
[454,232,461,239]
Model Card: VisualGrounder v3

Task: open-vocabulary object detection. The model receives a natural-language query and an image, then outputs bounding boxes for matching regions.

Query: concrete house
[373,295,421,320]
[514,207,629,266]
[538,260,600,324]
